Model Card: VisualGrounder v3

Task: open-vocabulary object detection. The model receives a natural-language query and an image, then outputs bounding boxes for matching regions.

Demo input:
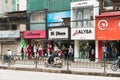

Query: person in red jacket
[25,45,31,59]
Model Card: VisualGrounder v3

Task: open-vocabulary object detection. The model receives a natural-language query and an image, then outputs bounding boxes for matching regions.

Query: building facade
[0,0,27,54]
[0,0,118,61]
[71,0,99,61]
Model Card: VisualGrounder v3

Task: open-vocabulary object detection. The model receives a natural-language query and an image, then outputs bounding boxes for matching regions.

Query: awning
[96,11,120,17]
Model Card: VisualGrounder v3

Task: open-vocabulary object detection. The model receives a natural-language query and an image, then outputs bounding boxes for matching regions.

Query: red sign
[22,30,46,39]
[96,12,120,40]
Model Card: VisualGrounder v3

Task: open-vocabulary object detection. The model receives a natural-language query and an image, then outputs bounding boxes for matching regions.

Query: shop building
[71,0,99,61]
[96,11,120,60]
[0,0,27,54]
[47,11,72,56]
[22,10,47,55]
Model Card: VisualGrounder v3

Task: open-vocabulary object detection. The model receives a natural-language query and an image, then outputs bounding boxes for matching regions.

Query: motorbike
[44,57,62,68]
[111,56,120,71]
[1,55,16,65]
[44,50,63,68]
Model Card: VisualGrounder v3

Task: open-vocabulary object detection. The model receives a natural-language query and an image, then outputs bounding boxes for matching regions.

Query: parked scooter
[1,55,16,65]
[111,56,120,71]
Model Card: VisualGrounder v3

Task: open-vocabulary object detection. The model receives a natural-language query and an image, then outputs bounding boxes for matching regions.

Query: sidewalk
[0,63,120,77]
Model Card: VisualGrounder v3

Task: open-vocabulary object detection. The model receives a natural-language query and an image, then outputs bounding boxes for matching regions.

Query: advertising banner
[47,11,70,27]
[48,27,69,40]
[71,28,95,40]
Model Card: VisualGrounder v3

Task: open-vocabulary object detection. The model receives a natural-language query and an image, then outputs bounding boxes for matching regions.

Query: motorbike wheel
[111,64,119,71]
[10,60,15,65]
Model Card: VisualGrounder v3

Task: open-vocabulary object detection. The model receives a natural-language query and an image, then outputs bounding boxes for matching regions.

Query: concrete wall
[0,0,14,14]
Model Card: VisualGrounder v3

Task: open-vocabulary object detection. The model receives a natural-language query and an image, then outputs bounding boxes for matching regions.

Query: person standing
[112,46,117,61]
[54,44,58,53]
[33,44,38,58]
[61,45,66,59]
[68,45,73,61]
[84,42,91,59]
[90,48,95,61]
[47,44,52,57]
[20,46,24,59]
[7,48,12,57]
[26,45,31,59]
[38,44,43,57]
[6,48,13,60]
[102,44,107,60]
[31,44,34,58]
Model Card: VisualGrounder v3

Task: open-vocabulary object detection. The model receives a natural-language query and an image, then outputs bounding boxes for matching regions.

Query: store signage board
[71,28,95,40]
[48,27,68,39]
[71,0,99,8]
[96,18,120,40]
[22,30,46,39]
[0,30,20,38]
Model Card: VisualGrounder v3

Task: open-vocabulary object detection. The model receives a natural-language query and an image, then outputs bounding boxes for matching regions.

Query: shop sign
[96,18,120,40]
[0,30,20,38]
[22,30,46,39]
[48,27,68,39]
[71,28,95,40]
[71,0,98,7]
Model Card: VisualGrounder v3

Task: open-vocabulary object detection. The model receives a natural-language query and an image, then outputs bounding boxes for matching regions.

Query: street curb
[0,66,120,77]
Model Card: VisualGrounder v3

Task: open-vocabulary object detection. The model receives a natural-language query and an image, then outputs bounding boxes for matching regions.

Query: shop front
[96,11,120,61]
[48,27,72,58]
[71,28,95,61]
[47,11,71,58]
[22,30,47,56]
[0,30,20,54]
[71,0,99,61]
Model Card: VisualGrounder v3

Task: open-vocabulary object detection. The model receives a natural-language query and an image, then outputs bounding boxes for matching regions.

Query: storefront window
[79,40,95,60]
[31,39,47,51]
[101,41,120,61]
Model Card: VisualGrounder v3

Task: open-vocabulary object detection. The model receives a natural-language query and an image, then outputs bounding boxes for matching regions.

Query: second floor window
[72,7,93,27]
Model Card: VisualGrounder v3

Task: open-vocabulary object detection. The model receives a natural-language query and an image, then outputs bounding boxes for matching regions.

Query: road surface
[0,69,120,80]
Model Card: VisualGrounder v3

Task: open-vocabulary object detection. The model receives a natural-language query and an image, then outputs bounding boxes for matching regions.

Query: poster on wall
[47,11,70,27]
[48,27,69,40]
[71,28,95,40]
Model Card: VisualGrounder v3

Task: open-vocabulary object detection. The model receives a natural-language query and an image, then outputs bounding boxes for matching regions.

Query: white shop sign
[71,0,98,7]
[71,28,95,40]
[0,30,20,38]
[48,28,68,39]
